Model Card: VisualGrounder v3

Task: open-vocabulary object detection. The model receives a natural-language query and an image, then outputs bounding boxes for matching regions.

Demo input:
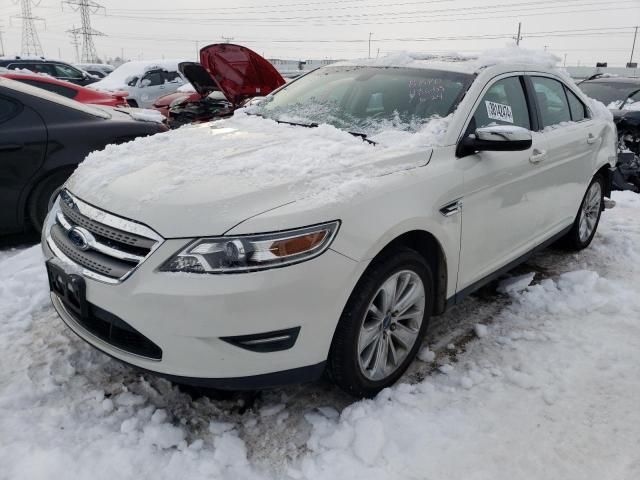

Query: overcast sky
[0,0,638,66]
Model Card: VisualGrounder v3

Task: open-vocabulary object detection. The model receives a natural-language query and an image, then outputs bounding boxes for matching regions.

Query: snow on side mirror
[459,125,533,156]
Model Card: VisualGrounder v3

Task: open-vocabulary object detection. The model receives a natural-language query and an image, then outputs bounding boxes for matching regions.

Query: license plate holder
[46,260,88,320]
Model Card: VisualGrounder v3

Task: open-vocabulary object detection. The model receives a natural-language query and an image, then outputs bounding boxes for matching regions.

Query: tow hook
[604,198,616,210]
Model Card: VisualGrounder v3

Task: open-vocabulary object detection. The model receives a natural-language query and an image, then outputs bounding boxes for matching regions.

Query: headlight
[159,221,340,273]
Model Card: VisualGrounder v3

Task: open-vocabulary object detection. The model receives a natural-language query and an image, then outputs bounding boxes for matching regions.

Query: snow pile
[128,108,166,123]
[68,111,450,206]
[90,59,186,91]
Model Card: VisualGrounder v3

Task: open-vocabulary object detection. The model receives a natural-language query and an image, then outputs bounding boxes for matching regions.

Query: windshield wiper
[348,131,377,145]
[274,119,319,128]
[248,113,376,144]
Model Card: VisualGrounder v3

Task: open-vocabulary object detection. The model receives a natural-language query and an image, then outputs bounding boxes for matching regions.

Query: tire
[328,248,433,398]
[561,174,605,251]
[27,170,73,233]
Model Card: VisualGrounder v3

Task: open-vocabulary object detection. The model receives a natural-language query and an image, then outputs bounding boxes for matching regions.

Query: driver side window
[470,76,531,132]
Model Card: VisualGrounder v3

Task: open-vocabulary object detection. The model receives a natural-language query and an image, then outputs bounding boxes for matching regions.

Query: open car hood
[178,62,219,97]
[198,43,285,107]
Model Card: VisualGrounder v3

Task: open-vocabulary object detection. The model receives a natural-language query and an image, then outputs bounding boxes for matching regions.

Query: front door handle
[587,133,598,145]
[0,143,24,152]
[529,149,547,164]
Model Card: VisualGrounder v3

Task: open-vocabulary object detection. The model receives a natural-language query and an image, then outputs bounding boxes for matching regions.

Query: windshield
[257,66,473,134]
[0,77,111,119]
[579,81,639,107]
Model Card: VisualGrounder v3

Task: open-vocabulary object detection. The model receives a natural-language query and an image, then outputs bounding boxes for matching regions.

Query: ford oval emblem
[68,227,92,251]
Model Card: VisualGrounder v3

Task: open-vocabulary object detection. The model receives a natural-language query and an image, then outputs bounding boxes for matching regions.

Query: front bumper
[43,236,361,388]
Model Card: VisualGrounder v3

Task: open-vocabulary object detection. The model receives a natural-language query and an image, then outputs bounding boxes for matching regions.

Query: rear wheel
[27,170,73,233]
[561,175,604,251]
[328,248,432,398]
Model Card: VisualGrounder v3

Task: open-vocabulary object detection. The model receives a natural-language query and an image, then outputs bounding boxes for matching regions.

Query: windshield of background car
[579,81,639,107]
[257,66,473,134]
[0,77,111,119]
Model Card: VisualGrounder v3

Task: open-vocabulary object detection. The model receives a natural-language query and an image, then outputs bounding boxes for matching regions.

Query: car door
[138,70,167,108]
[456,74,549,291]
[0,93,47,233]
[527,75,597,235]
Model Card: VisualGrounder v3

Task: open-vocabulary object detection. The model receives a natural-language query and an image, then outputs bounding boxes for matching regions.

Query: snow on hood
[66,112,450,237]
[89,59,187,91]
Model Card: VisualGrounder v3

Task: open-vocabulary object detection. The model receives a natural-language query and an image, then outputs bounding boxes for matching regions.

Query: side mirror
[458,125,532,156]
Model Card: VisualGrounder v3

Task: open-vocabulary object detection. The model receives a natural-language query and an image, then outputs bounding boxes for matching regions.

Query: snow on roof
[335,45,560,75]
[89,59,187,91]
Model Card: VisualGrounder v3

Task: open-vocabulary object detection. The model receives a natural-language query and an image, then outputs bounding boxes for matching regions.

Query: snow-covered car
[578,76,640,191]
[42,50,617,397]
[89,60,187,108]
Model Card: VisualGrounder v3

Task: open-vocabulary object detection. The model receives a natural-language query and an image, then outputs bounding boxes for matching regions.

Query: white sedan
[42,51,616,397]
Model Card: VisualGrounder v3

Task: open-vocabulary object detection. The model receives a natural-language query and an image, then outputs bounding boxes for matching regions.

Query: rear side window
[17,79,77,99]
[471,76,531,131]
[565,88,587,121]
[531,77,572,128]
[164,71,182,83]
[12,63,56,76]
[53,63,84,80]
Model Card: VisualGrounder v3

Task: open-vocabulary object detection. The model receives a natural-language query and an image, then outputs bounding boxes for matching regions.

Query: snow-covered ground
[1,192,639,480]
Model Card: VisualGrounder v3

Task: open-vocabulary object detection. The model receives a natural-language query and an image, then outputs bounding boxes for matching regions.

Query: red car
[152,44,285,128]
[0,72,129,107]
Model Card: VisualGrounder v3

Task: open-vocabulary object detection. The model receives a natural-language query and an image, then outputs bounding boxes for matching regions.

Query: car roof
[0,56,70,64]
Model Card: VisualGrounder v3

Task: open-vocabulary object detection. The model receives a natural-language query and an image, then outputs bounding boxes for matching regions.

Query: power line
[63,0,105,63]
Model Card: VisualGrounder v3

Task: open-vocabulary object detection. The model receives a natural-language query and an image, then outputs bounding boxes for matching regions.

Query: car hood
[65,114,434,238]
[198,43,285,106]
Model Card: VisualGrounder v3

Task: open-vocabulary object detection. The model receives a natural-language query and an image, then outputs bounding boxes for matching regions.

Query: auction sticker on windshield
[485,101,514,123]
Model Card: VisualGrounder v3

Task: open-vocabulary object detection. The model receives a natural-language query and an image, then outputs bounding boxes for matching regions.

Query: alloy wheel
[357,270,426,381]
[578,182,602,243]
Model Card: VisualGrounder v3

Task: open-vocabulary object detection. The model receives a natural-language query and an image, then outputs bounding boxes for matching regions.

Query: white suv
[42,54,617,397]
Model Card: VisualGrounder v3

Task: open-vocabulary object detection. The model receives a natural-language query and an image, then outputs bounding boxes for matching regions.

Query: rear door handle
[529,149,547,164]
[0,143,23,152]
[587,133,598,145]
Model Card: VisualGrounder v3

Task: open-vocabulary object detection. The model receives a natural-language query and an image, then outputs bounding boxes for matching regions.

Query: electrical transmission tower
[63,0,105,63]
[12,0,44,56]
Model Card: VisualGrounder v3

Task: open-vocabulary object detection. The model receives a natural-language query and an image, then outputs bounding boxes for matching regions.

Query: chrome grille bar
[46,190,164,284]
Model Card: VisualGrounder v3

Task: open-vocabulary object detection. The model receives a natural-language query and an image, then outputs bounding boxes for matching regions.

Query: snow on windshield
[90,59,186,91]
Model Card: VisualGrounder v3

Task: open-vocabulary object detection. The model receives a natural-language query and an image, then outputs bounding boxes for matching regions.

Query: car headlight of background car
[159,221,340,273]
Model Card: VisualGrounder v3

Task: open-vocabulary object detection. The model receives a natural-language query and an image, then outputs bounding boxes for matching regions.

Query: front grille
[48,190,163,283]
[57,295,162,360]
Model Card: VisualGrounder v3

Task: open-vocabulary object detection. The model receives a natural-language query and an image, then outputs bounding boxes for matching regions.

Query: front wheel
[328,248,432,398]
[561,175,604,251]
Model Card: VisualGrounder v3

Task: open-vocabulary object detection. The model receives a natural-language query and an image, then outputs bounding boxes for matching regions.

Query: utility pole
[563,53,567,67]
[630,25,638,66]
[368,32,373,58]
[513,22,523,46]
[13,0,44,56]
[63,0,106,63]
